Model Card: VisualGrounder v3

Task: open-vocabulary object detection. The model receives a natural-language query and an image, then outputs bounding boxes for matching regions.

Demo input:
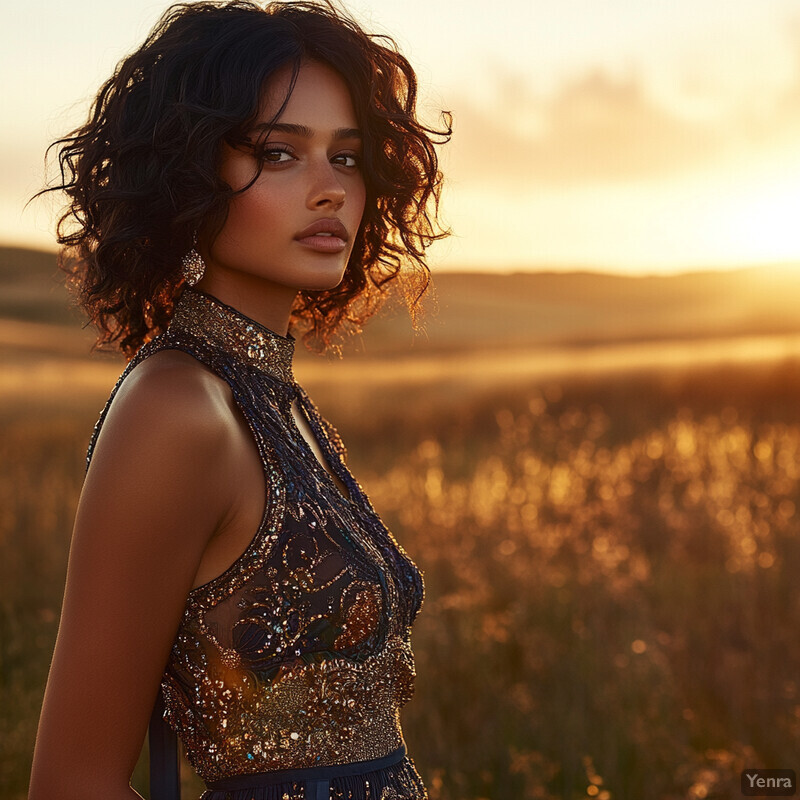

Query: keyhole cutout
[290,398,351,503]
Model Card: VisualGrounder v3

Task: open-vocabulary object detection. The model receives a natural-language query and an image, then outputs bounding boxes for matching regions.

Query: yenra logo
[740,769,796,797]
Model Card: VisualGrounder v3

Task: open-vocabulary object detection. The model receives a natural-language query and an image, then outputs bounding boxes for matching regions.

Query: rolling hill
[3,245,800,360]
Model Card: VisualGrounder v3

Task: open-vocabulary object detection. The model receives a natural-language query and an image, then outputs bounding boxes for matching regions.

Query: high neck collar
[169,287,296,384]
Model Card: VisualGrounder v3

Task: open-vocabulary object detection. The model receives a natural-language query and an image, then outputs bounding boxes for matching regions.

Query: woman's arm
[28,358,241,800]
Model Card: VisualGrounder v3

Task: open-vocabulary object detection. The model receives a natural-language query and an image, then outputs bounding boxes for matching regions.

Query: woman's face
[201,59,366,295]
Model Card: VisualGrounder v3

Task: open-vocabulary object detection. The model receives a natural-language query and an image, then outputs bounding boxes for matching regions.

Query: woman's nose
[307,160,346,210]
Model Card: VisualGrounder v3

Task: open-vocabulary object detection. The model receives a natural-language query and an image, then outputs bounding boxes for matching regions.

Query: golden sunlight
[707,164,800,265]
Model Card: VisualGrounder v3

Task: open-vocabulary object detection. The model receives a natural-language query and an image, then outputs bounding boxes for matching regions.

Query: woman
[28,2,450,798]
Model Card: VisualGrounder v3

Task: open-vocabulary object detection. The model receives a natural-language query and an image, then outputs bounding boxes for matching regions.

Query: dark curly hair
[36,0,451,358]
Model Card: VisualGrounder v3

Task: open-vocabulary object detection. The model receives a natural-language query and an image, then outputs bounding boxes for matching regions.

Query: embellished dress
[84,287,428,800]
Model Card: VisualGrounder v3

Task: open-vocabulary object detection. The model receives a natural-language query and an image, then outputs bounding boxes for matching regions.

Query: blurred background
[3,1,800,798]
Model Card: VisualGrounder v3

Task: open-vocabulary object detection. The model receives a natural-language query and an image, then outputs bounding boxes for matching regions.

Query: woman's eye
[261,147,294,164]
[332,152,360,168]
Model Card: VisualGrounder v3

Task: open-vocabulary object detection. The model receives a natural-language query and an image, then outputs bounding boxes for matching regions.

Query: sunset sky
[3,0,800,274]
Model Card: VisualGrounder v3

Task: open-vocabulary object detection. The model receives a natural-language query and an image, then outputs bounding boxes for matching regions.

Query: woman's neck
[193,270,297,338]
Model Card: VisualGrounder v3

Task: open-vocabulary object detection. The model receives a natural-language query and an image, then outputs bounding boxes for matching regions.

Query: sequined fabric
[84,288,427,799]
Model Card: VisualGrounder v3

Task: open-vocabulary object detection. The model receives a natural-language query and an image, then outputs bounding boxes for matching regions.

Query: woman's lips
[294,233,348,253]
[294,218,349,253]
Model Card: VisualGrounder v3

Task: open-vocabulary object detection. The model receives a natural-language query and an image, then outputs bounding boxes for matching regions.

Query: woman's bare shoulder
[92,347,245,459]
[117,347,234,416]
[85,346,244,545]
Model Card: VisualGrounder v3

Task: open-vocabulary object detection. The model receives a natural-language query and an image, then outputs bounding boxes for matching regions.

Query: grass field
[2,347,800,799]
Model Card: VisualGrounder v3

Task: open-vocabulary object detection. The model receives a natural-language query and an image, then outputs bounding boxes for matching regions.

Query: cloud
[445,52,800,191]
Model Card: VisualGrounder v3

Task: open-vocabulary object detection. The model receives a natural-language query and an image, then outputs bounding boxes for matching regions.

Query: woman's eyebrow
[251,122,362,140]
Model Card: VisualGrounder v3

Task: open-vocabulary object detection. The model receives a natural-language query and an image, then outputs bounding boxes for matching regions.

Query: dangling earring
[181,233,205,286]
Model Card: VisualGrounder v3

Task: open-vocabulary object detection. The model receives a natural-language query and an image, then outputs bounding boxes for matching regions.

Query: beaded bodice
[84,287,426,790]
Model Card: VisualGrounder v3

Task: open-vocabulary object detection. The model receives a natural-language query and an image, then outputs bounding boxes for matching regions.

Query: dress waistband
[205,743,407,799]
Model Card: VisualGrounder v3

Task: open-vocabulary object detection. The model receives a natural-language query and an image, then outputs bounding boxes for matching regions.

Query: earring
[181,233,205,286]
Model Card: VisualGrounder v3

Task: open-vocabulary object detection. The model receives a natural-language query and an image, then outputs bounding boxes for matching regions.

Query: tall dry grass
[2,356,799,799]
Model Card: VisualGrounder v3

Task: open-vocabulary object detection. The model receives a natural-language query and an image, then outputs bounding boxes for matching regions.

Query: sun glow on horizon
[703,160,800,266]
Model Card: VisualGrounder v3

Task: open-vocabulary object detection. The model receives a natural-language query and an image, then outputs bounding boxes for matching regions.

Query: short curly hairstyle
[38,0,451,358]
